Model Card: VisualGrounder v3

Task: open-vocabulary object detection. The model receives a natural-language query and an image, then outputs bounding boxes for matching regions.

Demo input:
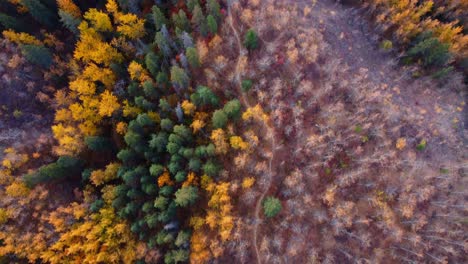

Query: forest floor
[0,40,54,163]
[221,0,466,263]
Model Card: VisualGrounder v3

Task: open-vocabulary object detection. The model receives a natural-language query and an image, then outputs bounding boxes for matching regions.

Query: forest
[0,0,466,263]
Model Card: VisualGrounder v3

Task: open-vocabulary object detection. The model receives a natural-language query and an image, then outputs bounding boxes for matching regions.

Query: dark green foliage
[206,0,221,21]
[186,47,200,68]
[150,164,164,176]
[90,199,104,213]
[23,156,84,188]
[172,10,190,32]
[175,171,186,182]
[21,0,57,28]
[145,52,160,78]
[0,13,27,32]
[150,132,169,152]
[154,195,169,210]
[244,29,259,50]
[174,186,198,207]
[263,196,282,218]
[136,113,156,127]
[20,45,53,68]
[161,118,174,131]
[159,99,172,112]
[135,96,156,110]
[407,32,451,68]
[143,80,158,98]
[157,71,169,88]
[203,160,220,177]
[191,4,207,36]
[190,86,219,107]
[58,10,80,35]
[159,186,174,196]
[175,230,191,247]
[223,99,241,119]
[117,148,137,164]
[212,109,228,129]
[156,230,174,245]
[241,79,253,92]
[152,6,168,31]
[85,136,114,152]
[165,249,189,264]
[207,14,217,34]
[188,158,201,172]
[170,65,189,89]
[146,213,159,228]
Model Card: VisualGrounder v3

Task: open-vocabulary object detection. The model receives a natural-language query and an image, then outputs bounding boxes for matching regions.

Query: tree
[152,5,167,31]
[172,10,190,32]
[85,136,114,151]
[186,47,200,68]
[207,14,217,34]
[0,13,27,32]
[263,196,282,218]
[241,79,253,92]
[175,186,199,207]
[212,110,228,129]
[170,65,189,91]
[407,31,451,68]
[206,0,221,21]
[191,4,208,36]
[20,44,53,68]
[244,29,259,50]
[190,86,219,106]
[21,0,58,28]
[223,99,241,119]
[58,10,81,35]
[145,51,160,77]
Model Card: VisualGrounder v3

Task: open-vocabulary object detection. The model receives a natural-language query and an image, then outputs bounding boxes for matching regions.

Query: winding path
[226,1,278,263]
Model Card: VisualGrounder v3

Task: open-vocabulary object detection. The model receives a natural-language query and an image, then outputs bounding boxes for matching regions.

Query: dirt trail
[227,1,278,263]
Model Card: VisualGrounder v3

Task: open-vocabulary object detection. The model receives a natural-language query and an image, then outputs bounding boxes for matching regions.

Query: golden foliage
[128,61,149,82]
[190,119,205,133]
[190,230,211,264]
[57,0,82,18]
[90,163,120,186]
[242,104,269,123]
[42,207,141,264]
[182,172,198,187]
[98,90,120,117]
[229,136,249,150]
[181,100,196,115]
[242,177,255,189]
[2,30,42,45]
[158,170,174,187]
[210,129,229,154]
[396,137,406,150]
[116,121,128,135]
[5,181,30,197]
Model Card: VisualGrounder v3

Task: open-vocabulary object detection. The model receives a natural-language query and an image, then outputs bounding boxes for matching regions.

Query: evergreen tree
[263,196,282,218]
[58,10,81,35]
[190,86,220,106]
[145,51,160,78]
[174,186,198,207]
[207,14,217,34]
[20,44,53,68]
[244,29,259,50]
[223,99,241,119]
[170,65,189,91]
[212,109,228,129]
[186,47,200,68]
[152,5,167,31]
[0,13,27,32]
[21,0,58,28]
[191,4,208,36]
[206,0,221,21]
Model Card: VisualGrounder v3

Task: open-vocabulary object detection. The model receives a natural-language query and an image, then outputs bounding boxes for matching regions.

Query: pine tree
[207,14,217,34]
[244,28,259,50]
[21,0,58,28]
[152,5,167,31]
[212,110,228,129]
[58,10,81,35]
[20,44,53,68]
[263,196,282,218]
[175,186,199,207]
[186,47,200,68]
[0,13,27,32]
